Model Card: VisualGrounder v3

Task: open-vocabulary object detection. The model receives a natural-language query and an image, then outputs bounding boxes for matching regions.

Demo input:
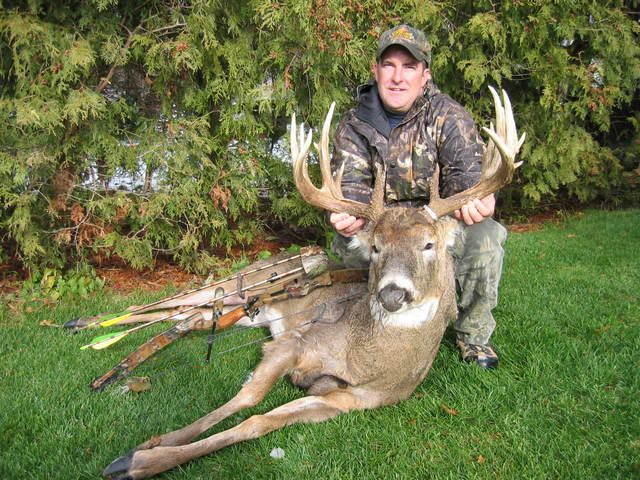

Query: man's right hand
[330,212,367,237]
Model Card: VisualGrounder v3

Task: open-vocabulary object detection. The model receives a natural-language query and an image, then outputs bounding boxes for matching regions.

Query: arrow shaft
[84,267,306,349]
[115,251,310,316]
[83,252,316,330]
[98,312,132,327]
[117,267,305,334]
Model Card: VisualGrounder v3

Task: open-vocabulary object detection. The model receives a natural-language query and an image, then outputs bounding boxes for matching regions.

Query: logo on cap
[390,27,414,42]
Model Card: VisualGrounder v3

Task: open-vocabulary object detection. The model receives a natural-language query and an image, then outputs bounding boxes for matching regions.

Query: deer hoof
[102,452,134,480]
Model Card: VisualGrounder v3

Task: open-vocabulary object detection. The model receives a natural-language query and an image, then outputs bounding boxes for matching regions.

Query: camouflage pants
[450,218,507,345]
[331,218,507,346]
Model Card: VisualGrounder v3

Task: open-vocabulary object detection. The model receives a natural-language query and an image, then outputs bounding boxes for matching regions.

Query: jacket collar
[354,81,437,138]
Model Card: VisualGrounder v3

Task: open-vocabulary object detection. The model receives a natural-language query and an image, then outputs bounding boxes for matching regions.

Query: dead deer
[102,86,524,479]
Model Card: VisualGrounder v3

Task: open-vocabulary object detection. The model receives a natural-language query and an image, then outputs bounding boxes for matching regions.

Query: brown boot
[456,340,499,369]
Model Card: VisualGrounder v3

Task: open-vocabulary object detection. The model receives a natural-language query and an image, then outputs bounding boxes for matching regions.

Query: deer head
[291,87,524,324]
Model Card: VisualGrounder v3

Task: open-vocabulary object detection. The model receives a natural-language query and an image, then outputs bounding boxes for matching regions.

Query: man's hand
[330,212,367,237]
[454,193,495,225]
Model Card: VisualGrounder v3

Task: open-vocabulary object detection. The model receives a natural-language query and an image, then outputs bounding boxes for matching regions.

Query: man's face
[373,46,430,114]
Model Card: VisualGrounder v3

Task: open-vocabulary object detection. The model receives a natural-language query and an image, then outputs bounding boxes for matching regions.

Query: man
[330,25,508,368]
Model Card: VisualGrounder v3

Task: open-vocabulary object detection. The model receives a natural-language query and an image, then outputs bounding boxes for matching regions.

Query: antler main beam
[290,103,385,222]
[426,86,525,220]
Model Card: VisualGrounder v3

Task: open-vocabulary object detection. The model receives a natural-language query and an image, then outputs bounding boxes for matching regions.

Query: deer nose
[377,283,413,312]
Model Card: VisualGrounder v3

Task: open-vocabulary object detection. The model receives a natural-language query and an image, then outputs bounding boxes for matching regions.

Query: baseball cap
[376,24,431,65]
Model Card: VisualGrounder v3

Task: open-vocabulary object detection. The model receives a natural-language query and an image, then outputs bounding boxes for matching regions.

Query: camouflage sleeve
[331,113,374,204]
[437,104,484,199]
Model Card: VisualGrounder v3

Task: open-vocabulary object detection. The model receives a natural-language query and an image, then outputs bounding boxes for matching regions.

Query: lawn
[1,209,638,480]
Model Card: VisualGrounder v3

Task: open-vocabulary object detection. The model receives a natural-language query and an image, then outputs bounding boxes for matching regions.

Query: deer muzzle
[377,283,414,312]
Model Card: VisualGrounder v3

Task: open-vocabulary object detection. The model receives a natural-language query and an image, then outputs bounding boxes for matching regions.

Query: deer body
[103,88,523,479]
[103,211,459,480]
[237,208,458,403]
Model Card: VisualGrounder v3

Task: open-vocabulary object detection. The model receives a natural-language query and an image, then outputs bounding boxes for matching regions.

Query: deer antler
[291,103,386,222]
[423,86,526,221]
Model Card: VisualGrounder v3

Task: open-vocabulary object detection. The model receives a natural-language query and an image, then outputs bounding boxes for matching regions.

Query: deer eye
[423,242,434,251]
[371,244,380,254]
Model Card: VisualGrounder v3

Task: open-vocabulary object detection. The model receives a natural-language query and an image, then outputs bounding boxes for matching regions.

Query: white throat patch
[370,297,440,328]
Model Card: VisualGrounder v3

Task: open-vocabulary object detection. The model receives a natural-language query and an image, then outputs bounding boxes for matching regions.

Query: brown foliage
[210,185,231,211]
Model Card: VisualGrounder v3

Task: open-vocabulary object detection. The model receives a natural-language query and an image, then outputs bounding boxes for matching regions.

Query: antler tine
[290,105,382,221]
[317,102,344,200]
[483,120,498,177]
[482,86,506,179]
[369,162,387,220]
[501,87,525,151]
[424,87,524,221]
[290,113,313,186]
[483,88,526,167]
[503,87,527,160]
[491,86,506,140]
[429,164,440,201]
[501,88,515,144]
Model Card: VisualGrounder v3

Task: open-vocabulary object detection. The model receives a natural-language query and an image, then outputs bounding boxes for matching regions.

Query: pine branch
[95,23,142,94]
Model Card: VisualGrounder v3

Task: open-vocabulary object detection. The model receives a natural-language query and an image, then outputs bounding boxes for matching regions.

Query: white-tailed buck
[103,87,524,479]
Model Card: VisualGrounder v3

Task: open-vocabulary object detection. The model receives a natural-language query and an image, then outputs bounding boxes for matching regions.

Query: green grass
[1,209,639,480]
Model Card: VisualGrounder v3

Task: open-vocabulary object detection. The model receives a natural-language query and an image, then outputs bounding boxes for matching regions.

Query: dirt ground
[0,238,290,296]
[506,211,563,233]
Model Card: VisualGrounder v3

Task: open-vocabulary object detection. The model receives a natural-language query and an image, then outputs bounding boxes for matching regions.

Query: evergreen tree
[1,1,638,271]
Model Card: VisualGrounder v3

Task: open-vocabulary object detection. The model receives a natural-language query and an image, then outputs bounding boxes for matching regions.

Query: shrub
[1,1,638,271]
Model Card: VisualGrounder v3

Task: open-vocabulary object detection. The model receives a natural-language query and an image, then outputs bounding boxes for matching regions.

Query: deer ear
[330,229,371,269]
[440,216,461,250]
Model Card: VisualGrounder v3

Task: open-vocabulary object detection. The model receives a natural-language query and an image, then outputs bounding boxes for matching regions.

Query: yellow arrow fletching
[81,331,128,350]
[99,312,133,327]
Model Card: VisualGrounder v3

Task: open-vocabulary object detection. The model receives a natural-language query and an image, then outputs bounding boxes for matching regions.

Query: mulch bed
[506,211,562,233]
[1,215,564,296]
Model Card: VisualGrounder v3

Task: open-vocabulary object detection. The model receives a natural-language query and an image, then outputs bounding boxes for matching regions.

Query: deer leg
[103,389,362,480]
[131,340,300,452]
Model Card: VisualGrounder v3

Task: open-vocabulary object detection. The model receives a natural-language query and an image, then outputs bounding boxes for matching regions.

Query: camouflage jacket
[332,81,484,206]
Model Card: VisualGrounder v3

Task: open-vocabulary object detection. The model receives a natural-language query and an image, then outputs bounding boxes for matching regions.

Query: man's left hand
[454,194,495,225]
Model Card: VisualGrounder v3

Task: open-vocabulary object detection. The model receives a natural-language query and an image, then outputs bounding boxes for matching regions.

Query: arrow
[81,307,196,350]
[81,331,129,350]
[93,311,133,327]
[81,314,170,350]
[81,266,306,351]
[68,247,322,331]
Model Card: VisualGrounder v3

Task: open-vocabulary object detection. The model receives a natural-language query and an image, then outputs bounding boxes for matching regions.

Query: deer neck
[369,295,440,329]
